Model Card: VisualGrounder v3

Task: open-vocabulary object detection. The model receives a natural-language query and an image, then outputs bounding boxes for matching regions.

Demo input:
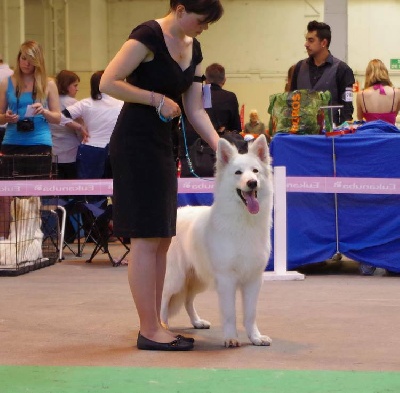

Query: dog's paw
[192,319,211,329]
[224,338,241,348]
[250,334,272,346]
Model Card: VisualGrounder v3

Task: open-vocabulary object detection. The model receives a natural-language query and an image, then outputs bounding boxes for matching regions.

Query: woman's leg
[128,237,174,343]
[155,237,172,324]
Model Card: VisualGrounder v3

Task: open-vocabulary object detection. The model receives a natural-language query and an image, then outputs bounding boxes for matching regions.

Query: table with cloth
[269,120,400,273]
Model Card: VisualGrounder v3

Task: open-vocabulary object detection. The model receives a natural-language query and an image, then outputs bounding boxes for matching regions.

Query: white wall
[349,0,400,86]
[105,0,326,123]
[2,0,400,125]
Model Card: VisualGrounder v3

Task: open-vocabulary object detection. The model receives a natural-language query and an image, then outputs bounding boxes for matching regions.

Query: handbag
[181,132,246,178]
[184,138,216,177]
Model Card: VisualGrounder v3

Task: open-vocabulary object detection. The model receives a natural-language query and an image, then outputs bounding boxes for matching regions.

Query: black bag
[181,132,247,178]
[185,138,216,177]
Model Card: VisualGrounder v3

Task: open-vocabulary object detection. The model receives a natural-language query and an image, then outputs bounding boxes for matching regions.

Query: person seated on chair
[243,109,266,136]
[356,59,400,125]
[179,62,242,177]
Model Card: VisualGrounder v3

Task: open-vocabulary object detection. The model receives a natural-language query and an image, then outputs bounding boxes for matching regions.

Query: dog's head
[215,134,272,215]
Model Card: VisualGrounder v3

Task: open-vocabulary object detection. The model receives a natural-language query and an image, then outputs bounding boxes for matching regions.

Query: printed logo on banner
[0,185,21,192]
[180,180,214,193]
[333,180,396,191]
[286,181,322,190]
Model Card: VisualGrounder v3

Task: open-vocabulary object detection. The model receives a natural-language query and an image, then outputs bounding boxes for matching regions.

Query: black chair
[63,198,129,266]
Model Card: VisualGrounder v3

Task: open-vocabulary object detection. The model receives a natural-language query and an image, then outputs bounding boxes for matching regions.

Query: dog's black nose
[247,180,257,189]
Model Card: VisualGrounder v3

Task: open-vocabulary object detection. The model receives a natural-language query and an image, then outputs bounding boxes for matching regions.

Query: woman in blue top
[0,40,60,240]
[0,40,60,155]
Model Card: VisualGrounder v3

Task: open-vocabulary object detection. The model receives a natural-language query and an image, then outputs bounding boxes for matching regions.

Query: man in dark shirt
[290,20,355,126]
[179,63,243,177]
[203,63,242,134]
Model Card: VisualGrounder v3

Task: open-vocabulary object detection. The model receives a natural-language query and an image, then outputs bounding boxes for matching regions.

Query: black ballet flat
[137,333,194,351]
[175,334,195,343]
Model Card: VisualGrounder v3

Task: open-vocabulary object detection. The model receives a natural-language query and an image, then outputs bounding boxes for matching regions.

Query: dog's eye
[235,170,242,175]
[253,169,259,173]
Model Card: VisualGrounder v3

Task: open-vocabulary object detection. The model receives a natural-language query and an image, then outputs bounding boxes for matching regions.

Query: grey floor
[1,243,399,371]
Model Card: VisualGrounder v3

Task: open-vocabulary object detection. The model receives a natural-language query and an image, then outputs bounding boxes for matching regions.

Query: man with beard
[290,20,355,127]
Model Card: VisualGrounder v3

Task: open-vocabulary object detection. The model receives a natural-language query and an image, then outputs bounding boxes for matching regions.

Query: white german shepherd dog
[161,135,273,347]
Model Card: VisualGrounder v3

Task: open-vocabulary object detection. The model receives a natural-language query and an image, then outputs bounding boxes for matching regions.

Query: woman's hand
[79,124,89,143]
[31,102,46,115]
[4,109,19,123]
[159,96,181,119]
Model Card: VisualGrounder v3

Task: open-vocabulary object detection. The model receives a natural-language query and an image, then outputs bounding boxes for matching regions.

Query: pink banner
[286,176,400,194]
[0,178,215,196]
[0,176,399,196]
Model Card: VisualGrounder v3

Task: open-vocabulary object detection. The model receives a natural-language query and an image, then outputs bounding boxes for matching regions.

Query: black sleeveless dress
[110,20,203,238]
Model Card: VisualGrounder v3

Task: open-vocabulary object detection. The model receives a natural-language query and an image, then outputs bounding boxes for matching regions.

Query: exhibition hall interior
[0,1,400,392]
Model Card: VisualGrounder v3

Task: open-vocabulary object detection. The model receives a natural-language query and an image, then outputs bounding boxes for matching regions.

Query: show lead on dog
[100,0,223,351]
[290,20,355,126]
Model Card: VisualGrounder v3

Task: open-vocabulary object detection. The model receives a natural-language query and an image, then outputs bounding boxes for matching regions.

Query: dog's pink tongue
[244,191,259,214]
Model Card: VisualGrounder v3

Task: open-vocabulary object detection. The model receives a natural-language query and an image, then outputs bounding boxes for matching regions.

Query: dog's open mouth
[237,189,259,214]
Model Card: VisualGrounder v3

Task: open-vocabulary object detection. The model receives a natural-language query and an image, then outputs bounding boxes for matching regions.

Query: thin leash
[155,89,214,180]
[180,115,214,181]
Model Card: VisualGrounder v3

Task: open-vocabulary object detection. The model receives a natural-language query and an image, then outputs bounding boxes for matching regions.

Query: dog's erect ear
[249,134,270,164]
[217,137,236,166]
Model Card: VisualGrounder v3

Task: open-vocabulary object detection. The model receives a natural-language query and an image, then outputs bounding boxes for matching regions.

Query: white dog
[161,135,273,347]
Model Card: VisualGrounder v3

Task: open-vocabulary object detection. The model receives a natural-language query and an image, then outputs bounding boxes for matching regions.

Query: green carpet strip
[1,366,400,393]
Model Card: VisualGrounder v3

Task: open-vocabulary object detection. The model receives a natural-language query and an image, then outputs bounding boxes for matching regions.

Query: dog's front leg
[215,273,239,347]
[242,277,271,346]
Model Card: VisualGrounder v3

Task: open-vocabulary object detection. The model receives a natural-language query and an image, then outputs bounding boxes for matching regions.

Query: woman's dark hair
[170,0,223,24]
[90,70,104,100]
[307,20,331,47]
[56,70,80,95]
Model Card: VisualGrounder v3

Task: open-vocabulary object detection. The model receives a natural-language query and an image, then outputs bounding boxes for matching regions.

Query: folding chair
[63,198,129,266]
[40,198,66,262]
[85,203,129,266]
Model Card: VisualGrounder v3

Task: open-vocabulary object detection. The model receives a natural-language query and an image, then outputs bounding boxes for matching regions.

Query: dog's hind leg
[160,293,172,329]
[185,278,211,329]
[241,277,271,346]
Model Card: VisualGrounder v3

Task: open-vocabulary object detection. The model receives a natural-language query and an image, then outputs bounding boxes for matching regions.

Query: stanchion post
[263,166,305,281]
[274,166,287,274]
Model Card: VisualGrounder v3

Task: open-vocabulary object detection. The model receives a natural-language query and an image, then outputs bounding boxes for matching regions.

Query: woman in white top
[62,70,123,180]
[50,70,86,179]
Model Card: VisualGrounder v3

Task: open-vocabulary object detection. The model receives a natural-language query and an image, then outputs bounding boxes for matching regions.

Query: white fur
[0,197,43,269]
[161,135,273,347]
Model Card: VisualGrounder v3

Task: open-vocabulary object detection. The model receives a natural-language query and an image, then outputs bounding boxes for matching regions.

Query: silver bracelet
[156,95,165,115]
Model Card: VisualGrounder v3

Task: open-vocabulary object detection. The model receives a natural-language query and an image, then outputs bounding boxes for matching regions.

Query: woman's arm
[395,88,400,114]
[0,78,18,125]
[60,103,88,142]
[356,92,364,121]
[31,79,61,124]
[100,39,180,119]
[182,65,219,151]
[65,120,88,143]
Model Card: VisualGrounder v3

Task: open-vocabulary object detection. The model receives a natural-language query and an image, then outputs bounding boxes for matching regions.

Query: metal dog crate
[0,154,60,276]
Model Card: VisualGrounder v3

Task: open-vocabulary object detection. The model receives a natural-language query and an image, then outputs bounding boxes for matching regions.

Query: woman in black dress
[100,0,223,351]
